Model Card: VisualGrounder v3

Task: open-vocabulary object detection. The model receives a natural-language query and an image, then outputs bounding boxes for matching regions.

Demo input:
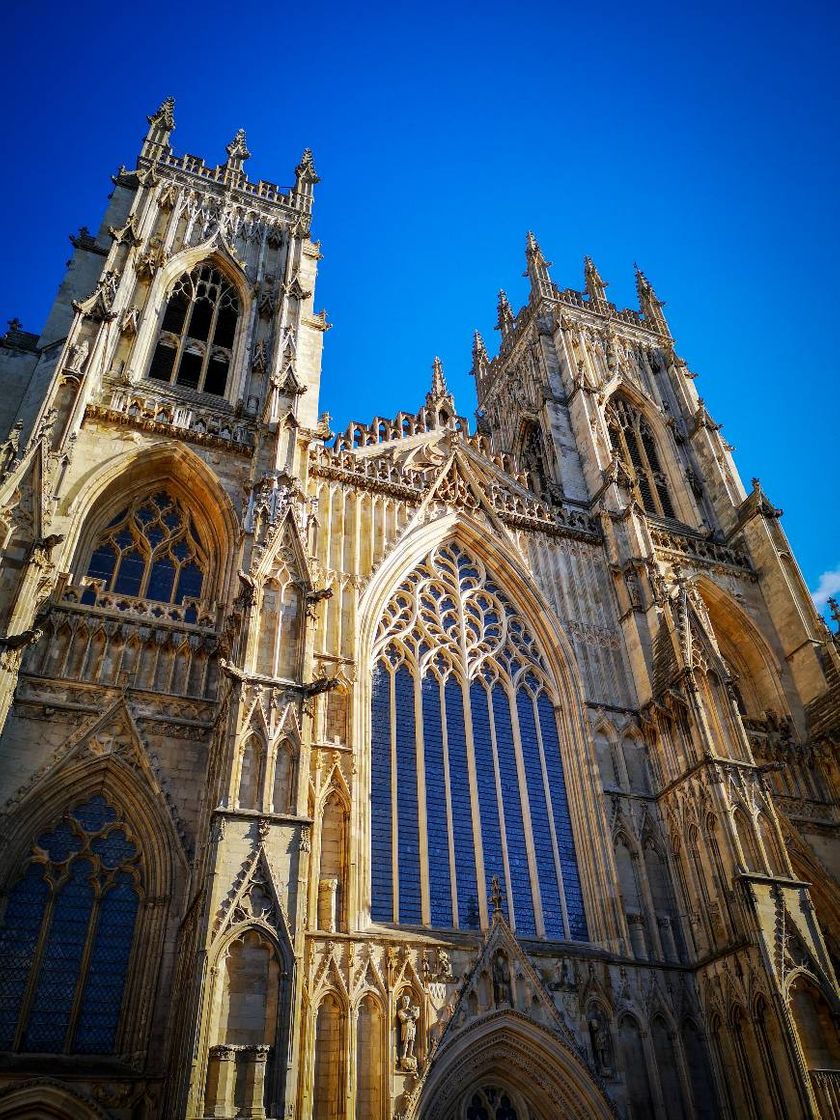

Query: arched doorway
[416,1013,614,1120]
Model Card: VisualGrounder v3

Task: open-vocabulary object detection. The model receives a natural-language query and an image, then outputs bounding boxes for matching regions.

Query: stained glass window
[148,263,239,396]
[83,491,206,607]
[370,543,588,940]
[0,795,140,1054]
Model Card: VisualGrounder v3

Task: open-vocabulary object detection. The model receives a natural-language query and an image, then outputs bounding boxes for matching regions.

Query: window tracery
[606,397,675,519]
[0,795,140,1054]
[149,263,239,396]
[370,542,587,940]
[84,490,206,610]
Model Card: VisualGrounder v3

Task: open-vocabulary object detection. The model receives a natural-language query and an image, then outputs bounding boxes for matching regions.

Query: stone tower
[0,105,837,1120]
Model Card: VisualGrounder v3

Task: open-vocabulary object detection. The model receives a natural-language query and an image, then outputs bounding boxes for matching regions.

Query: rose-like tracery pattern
[371,542,587,940]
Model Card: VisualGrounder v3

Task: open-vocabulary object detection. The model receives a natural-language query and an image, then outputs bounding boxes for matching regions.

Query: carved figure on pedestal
[397,993,420,1071]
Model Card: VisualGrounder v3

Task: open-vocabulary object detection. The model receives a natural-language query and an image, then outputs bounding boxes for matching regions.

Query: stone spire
[141,97,175,160]
[634,264,671,337]
[524,231,553,299]
[584,256,610,312]
[430,355,447,398]
[495,290,515,338]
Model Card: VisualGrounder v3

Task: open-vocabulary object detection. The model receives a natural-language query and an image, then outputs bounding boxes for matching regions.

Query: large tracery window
[607,397,675,519]
[149,263,239,396]
[83,490,206,609]
[370,543,588,940]
[0,795,140,1054]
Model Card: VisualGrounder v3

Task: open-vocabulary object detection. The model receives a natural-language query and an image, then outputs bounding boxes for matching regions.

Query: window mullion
[635,418,663,517]
[199,298,221,393]
[173,297,195,386]
[64,879,103,1053]
[455,592,488,931]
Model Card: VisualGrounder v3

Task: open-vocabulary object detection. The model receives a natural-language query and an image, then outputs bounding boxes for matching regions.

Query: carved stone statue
[397,993,420,1070]
[492,950,512,1007]
[67,338,90,374]
[0,420,23,476]
[589,1010,614,1075]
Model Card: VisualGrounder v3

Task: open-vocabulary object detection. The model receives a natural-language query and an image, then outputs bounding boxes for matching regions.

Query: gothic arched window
[84,491,206,608]
[149,263,239,396]
[370,543,587,940]
[606,397,675,519]
[0,795,140,1054]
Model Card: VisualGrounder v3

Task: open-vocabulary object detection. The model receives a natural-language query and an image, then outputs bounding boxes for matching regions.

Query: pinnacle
[472,330,488,362]
[226,128,251,164]
[296,148,320,184]
[430,355,448,397]
[148,97,175,130]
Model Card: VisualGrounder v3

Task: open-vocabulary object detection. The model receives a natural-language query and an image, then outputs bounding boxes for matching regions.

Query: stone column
[627,912,647,960]
[239,1044,272,1119]
[318,875,338,931]
[206,1044,237,1118]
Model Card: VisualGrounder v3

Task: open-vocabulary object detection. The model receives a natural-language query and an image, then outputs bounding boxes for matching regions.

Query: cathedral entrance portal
[415,1015,614,1120]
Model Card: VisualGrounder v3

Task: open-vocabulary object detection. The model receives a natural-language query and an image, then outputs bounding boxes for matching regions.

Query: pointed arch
[415,1011,614,1120]
[60,441,239,604]
[693,578,790,718]
[356,511,622,946]
[603,384,692,523]
[0,737,186,1060]
[129,239,253,405]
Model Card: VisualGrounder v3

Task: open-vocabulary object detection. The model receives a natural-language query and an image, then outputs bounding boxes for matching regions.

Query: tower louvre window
[370,542,588,940]
[0,796,140,1055]
[607,397,675,519]
[149,264,239,396]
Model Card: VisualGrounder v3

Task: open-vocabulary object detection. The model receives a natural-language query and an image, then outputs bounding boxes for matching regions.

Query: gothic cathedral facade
[0,101,837,1120]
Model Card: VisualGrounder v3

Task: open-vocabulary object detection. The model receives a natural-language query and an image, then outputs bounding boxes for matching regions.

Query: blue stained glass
[75,873,138,1053]
[517,690,565,939]
[370,663,393,922]
[36,821,81,862]
[0,864,49,1049]
[394,667,421,924]
[492,689,536,936]
[114,550,144,596]
[470,682,507,920]
[146,557,176,602]
[24,859,94,1052]
[422,677,452,926]
[537,693,588,940]
[86,544,116,584]
[444,679,479,929]
[91,829,137,868]
[71,796,117,834]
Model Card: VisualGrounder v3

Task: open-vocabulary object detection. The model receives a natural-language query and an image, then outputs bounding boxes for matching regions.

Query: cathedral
[0,98,838,1120]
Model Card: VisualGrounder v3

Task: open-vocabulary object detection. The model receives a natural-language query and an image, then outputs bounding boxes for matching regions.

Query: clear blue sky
[2,0,838,614]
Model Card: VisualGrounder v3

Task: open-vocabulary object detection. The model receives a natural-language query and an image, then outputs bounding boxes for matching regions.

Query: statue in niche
[588,1009,614,1075]
[67,338,90,374]
[397,993,420,1071]
[492,950,512,1007]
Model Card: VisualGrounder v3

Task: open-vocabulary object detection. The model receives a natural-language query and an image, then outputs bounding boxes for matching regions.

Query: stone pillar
[239,1044,271,1119]
[318,875,339,931]
[657,915,679,963]
[206,1045,237,1118]
[627,912,647,960]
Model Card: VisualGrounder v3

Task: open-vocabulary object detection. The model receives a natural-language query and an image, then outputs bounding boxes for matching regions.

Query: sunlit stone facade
[0,101,837,1119]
